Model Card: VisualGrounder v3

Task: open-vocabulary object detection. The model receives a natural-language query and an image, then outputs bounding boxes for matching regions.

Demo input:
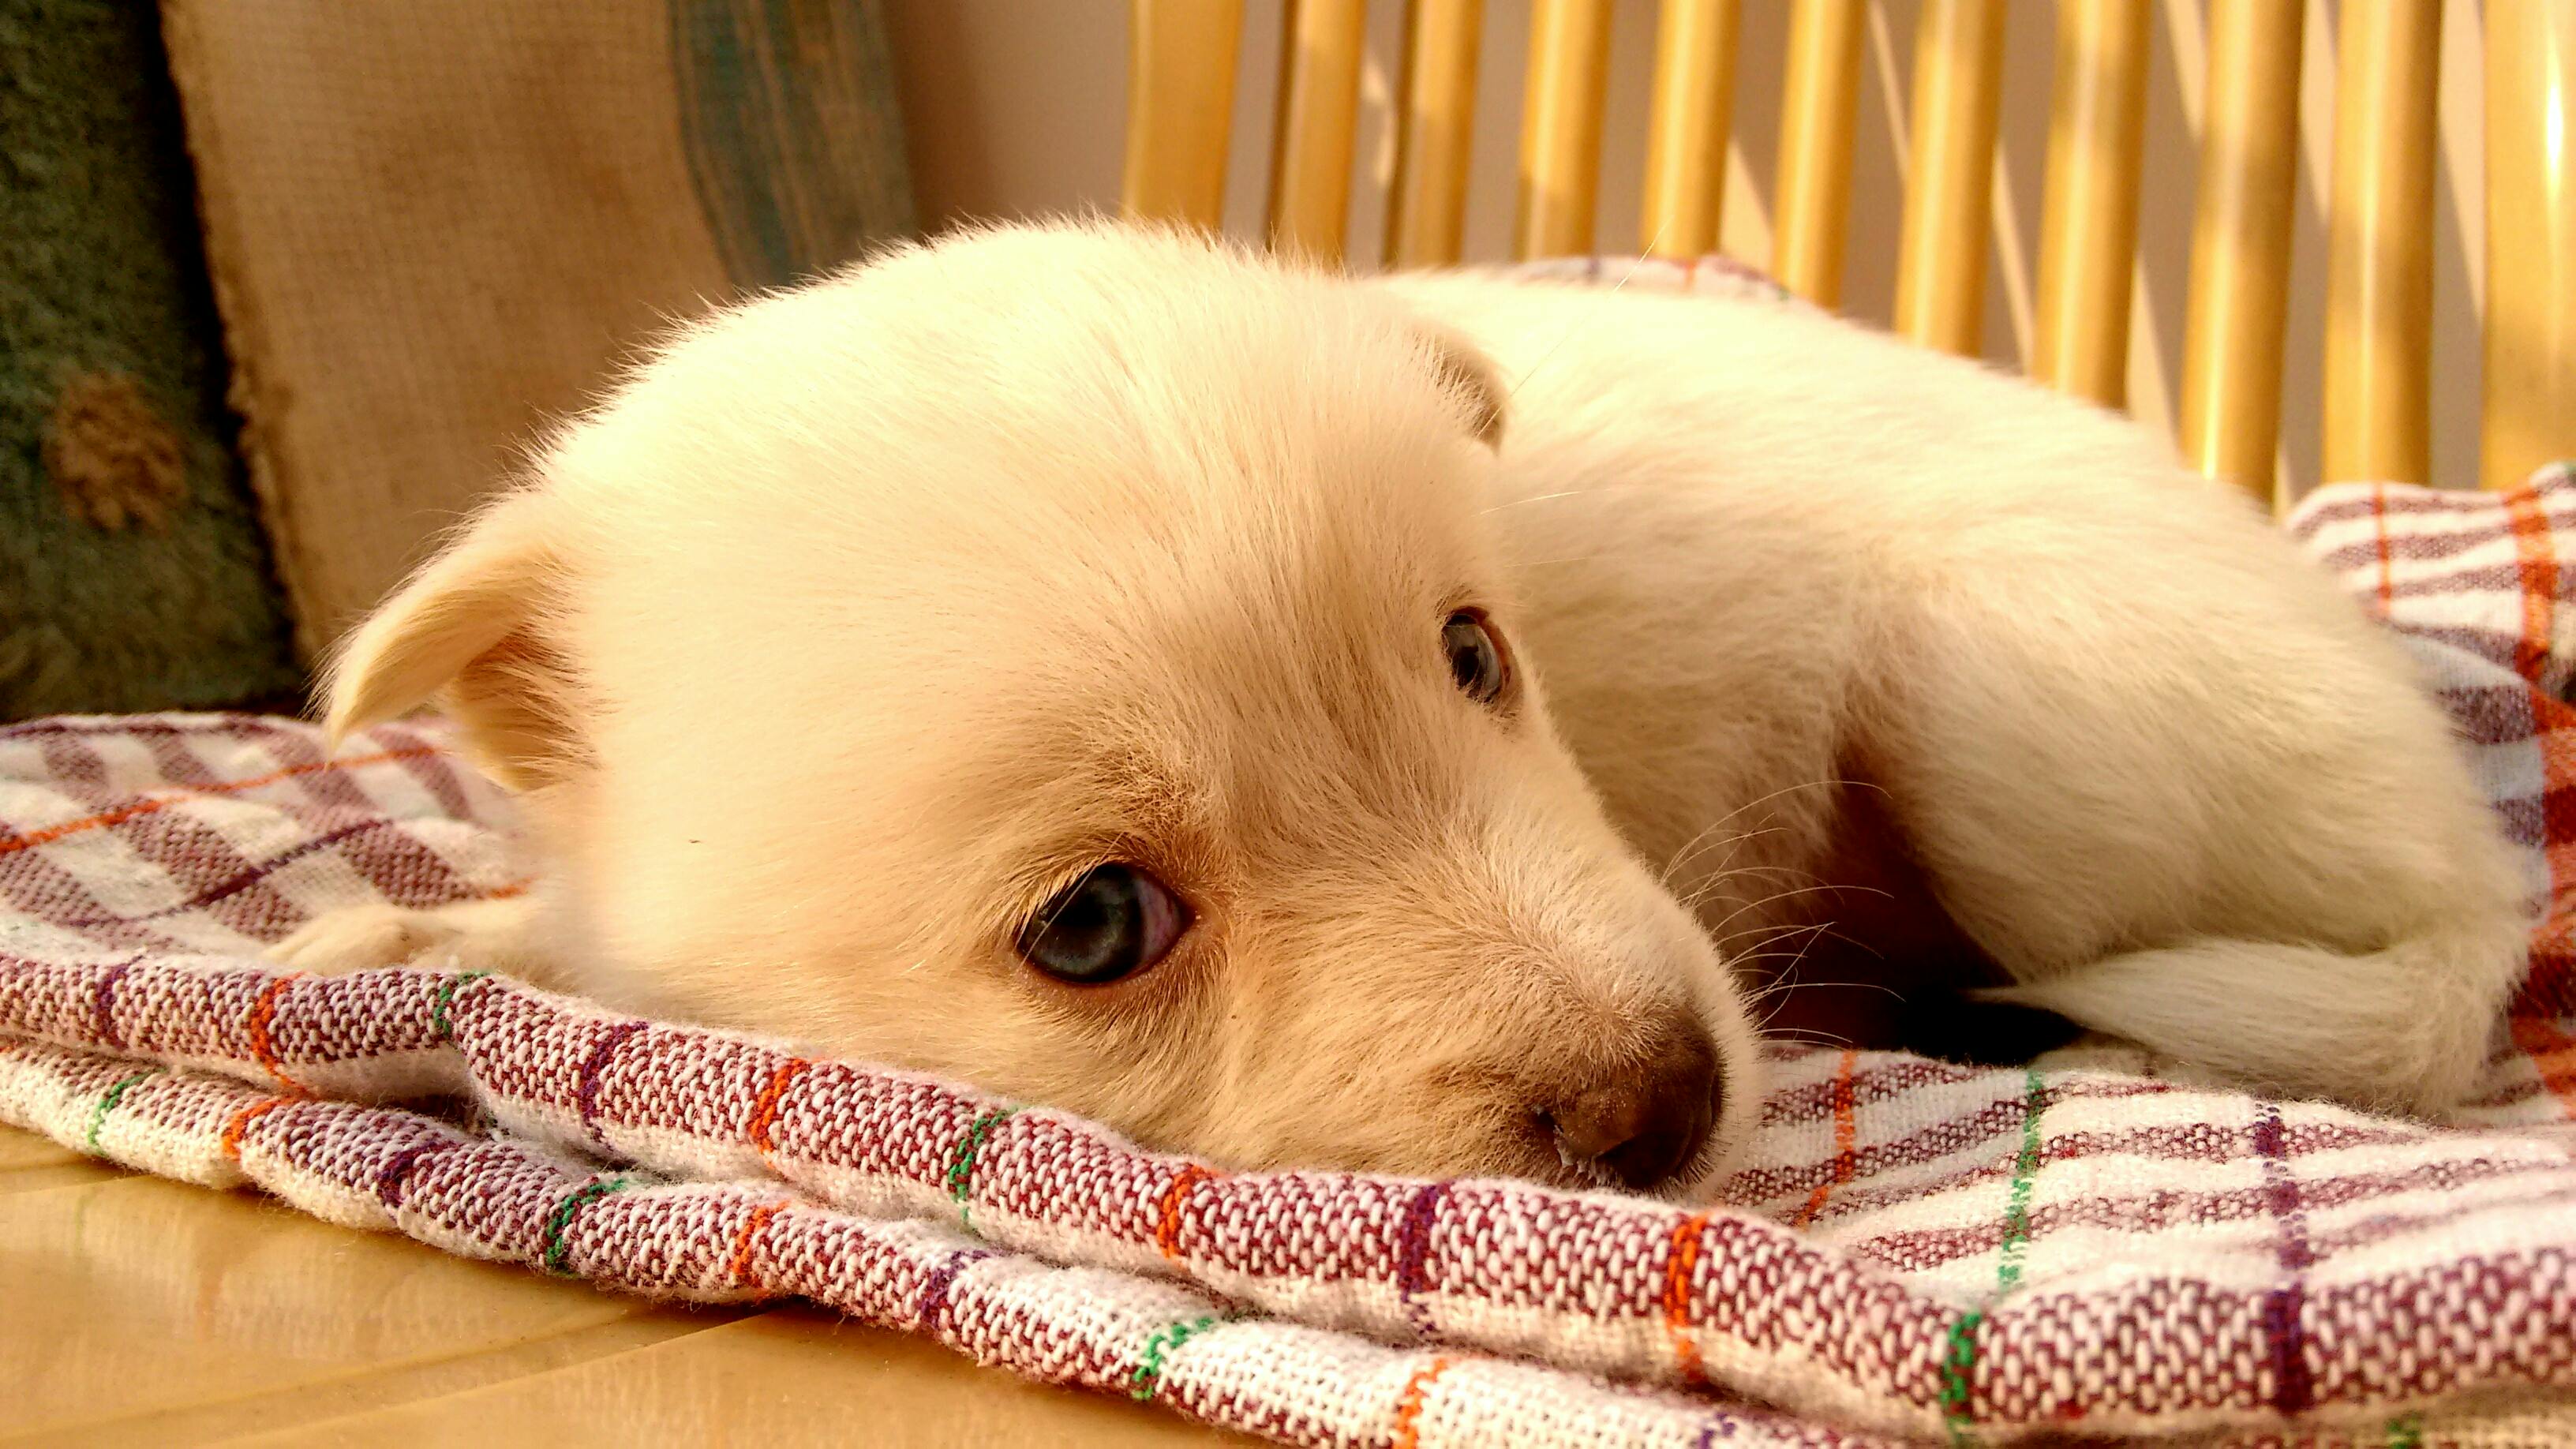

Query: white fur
[278,222,2529,1199]
[1389,264,2526,1112]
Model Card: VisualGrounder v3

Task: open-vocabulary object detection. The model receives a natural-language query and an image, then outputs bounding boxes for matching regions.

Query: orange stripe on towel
[1792,1047,1863,1229]
[219,1096,292,1161]
[2370,485,2396,616]
[2512,1017,2576,1119]
[727,1200,792,1290]
[1155,1163,1215,1262]
[1391,1357,1454,1449]
[0,748,438,856]
[245,974,306,1093]
[1661,1211,1713,1382]
[2503,485,2559,684]
[746,1058,815,1156]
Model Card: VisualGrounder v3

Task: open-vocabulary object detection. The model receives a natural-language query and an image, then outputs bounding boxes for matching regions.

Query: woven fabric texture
[4,263,2574,1446]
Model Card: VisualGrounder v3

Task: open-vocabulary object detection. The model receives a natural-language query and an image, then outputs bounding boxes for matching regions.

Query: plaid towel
[5,275,2574,1446]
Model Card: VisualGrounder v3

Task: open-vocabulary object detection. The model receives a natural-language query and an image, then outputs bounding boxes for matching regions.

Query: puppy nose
[1543,1025,1720,1191]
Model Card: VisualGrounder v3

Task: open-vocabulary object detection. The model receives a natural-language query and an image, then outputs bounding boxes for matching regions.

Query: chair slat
[1269,0,1368,261]
[1893,0,2009,354]
[2322,0,2439,487]
[2180,0,2307,505]
[1641,0,1743,260]
[1773,0,1866,305]
[2032,0,2151,406]
[1121,0,1247,229]
[1515,0,1616,258]
[1386,0,1484,268]
[2482,0,2576,492]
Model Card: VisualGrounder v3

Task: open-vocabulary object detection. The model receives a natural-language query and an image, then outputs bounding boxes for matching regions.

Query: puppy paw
[268,903,475,975]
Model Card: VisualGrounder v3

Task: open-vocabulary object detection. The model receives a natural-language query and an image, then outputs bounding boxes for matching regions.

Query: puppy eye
[1442,609,1510,706]
[1017,863,1189,985]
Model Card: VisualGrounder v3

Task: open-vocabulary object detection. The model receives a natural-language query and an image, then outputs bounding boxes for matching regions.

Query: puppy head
[330,223,1761,1193]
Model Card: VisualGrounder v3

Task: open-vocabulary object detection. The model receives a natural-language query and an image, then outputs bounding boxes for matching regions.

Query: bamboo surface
[1115,0,2563,500]
[2031,0,2151,406]
[1386,0,1485,266]
[1773,0,1866,304]
[1515,0,1616,258]
[2323,0,2441,486]
[2179,0,2308,503]
[1893,0,2009,354]
[1268,0,1368,260]
[1121,0,1245,229]
[1641,0,1743,260]
[2482,0,2576,491]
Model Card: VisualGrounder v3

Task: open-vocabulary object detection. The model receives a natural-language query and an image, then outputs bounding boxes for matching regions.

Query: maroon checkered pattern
[5,477,2574,1440]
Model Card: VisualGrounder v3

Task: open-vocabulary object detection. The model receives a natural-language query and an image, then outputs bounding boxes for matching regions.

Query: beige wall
[883,1,2492,500]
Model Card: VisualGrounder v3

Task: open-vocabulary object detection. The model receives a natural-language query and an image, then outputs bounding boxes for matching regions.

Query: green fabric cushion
[0,0,300,720]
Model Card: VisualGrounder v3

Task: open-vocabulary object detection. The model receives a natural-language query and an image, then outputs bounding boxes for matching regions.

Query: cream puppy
[275,222,2526,1198]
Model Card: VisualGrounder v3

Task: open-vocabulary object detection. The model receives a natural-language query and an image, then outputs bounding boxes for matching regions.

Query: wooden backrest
[1121,1,2574,503]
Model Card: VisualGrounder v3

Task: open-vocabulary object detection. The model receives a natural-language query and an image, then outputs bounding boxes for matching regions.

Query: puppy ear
[1415,321,1507,450]
[321,489,578,792]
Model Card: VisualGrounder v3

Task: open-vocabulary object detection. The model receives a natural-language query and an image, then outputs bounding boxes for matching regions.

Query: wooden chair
[1120,1,2574,506]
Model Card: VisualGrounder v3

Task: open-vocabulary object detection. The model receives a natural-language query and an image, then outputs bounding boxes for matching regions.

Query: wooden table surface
[1,1125,1249,1447]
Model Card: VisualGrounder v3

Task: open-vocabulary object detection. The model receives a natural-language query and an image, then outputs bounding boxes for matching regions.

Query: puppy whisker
[1704,883,1893,938]
[1755,1023,1855,1048]
[1503,221,1669,406]
[1661,823,1787,886]
[1659,777,1885,882]
[1738,972,1904,998]
[1489,489,1591,511]
[1709,919,1885,959]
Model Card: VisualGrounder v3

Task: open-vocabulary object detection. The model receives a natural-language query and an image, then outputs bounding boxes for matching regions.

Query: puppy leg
[268,895,557,983]
[1864,533,2529,1113]
[1984,936,2514,1110]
